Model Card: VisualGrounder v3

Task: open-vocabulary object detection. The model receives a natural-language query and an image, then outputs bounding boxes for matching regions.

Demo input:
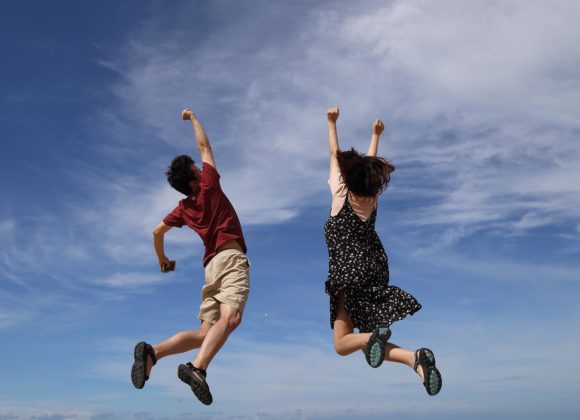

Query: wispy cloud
[90,0,580,248]
[332,1,580,240]
[2,2,580,417]
[97,271,162,288]
[89,312,580,419]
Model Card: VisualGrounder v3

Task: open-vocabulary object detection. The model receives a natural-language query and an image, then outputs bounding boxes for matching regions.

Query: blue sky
[1,0,580,419]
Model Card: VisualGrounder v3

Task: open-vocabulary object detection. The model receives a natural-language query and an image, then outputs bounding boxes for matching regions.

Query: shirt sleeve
[201,162,221,189]
[163,205,185,228]
[328,158,347,216]
[328,160,346,197]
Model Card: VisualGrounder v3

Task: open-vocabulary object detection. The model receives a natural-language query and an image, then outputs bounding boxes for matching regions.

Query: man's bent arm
[153,221,173,270]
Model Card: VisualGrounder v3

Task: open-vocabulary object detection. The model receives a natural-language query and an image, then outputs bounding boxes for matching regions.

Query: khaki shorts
[198,249,250,324]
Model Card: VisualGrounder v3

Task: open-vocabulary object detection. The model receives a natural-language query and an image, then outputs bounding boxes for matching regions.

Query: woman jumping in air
[324,107,442,396]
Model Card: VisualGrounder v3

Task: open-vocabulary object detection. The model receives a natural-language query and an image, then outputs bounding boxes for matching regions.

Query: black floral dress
[324,195,421,333]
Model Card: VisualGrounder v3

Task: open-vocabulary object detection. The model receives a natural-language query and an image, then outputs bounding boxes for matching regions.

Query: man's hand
[327,107,339,123]
[159,257,176,273]
[182,108,197,121]
[373,118,385,136]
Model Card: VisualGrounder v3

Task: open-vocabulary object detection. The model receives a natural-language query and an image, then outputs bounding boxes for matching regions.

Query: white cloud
[418,251,580,285]
[4,6,580,417]
[97,271,163,288]
[337,1,580,233]
[0,307,32,329]
[87,313,580,419]
[3,0,580,335]
[91,0,580,247]
[0,219,15,235]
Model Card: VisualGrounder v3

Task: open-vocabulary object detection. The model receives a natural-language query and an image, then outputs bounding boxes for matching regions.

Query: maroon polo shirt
[163,162,247,266]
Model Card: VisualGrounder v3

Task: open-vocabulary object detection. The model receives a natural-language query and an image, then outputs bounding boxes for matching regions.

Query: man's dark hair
[166,155,198,196]
[337,148,395,197]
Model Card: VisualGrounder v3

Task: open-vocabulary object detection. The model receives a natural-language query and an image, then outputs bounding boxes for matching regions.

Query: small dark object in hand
[162,261,176,272]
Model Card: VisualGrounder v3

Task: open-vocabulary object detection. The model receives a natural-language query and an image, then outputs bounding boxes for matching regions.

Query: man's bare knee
[219,311,241,332]
[217,303,242,332]
[227,311,242,331]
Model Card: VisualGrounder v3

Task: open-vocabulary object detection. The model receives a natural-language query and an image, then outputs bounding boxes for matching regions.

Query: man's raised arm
[182,108,216,169]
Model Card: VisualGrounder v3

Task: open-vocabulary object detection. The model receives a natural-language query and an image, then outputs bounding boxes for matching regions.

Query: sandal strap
[186,362,207,378]
[414,348,434,371]
[413,350,420,372]
[413,347,441,396]
[146,344,157,366]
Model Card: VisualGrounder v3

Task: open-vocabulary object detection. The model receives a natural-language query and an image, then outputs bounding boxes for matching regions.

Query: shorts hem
[213,295,247,314]
[198,313,218,325]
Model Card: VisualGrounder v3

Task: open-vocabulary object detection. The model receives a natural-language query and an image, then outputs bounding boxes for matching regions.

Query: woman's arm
[327,107,340,164]
[367,118,384,157]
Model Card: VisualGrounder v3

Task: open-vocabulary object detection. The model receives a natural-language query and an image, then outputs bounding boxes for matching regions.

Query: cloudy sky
[1,1,580,419]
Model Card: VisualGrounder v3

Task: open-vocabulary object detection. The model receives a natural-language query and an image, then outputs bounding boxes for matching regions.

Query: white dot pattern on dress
[324,196,422,333]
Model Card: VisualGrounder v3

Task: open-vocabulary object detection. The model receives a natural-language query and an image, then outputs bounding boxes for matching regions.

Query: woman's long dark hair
[337,148,395,197]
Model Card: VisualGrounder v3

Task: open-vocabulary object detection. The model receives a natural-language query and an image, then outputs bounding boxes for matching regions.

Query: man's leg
[144,322,212,377]
[177,250,249,404]
[154,322,213,358]
[192,303,241,370]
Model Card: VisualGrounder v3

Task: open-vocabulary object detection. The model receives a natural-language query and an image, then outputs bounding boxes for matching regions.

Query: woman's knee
[333,341,349,356]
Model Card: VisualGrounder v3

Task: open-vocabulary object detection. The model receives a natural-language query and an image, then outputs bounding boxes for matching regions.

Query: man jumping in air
[130,108,250,405]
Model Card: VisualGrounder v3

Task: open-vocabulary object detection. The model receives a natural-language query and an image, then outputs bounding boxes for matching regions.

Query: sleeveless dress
[324,194,422,333]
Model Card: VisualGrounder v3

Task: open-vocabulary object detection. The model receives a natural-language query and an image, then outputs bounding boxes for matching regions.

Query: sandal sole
[177,364,213,405]
[418,348,442,396]
[131,341,148,389]
[426,366,442,396]
[365,325,391,368]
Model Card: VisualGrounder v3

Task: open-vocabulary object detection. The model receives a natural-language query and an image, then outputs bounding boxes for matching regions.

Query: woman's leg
[333,292,372,356]
[384,343,424,380]
[332,293,426,380]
